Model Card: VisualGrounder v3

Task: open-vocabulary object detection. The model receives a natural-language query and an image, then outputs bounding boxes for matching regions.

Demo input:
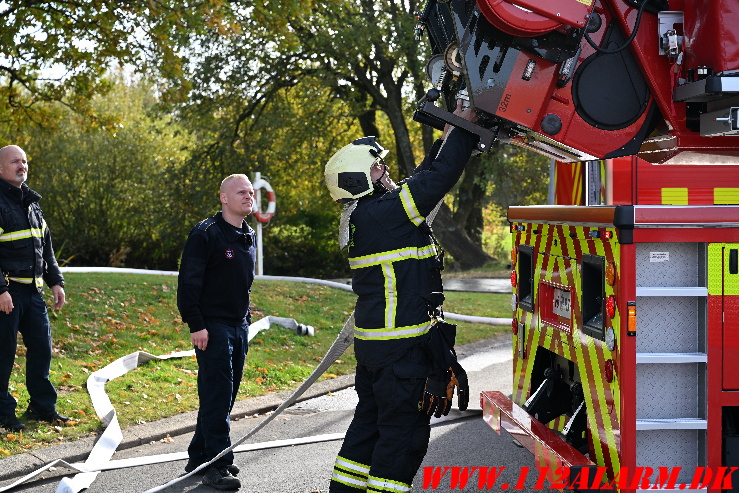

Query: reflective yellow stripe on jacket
[354,321,433,341]
[0,225,46,242]
[348,245,438,269]
[349,246,437,341]
[7,276,44,289]
[399,185,424,226]
[0,221,47,289]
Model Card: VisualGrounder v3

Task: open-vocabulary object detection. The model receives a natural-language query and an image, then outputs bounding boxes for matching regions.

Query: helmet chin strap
[373,177,390,194]
[372,167,396,194]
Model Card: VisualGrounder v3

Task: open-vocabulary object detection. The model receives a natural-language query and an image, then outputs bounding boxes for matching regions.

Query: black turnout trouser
[0,282,56,416]
[330,344,432,493]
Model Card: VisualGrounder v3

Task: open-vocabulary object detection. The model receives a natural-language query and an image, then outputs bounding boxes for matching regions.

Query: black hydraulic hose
[583,0,650,55]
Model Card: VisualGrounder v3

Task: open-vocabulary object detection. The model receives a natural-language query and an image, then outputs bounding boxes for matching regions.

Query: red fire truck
[414,0,739,490]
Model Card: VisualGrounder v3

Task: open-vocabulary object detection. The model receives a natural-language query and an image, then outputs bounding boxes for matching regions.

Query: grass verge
[0,272,511,456]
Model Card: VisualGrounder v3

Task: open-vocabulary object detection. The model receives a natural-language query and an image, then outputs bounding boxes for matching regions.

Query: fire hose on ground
[0,270,512,492]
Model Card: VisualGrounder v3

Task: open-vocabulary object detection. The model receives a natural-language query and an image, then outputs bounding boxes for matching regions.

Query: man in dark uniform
[0,144,69,433]
[177,174,257,491]
[323,102,478,492]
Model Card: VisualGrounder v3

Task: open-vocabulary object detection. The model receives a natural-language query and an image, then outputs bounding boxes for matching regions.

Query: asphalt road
[0,335,550,493]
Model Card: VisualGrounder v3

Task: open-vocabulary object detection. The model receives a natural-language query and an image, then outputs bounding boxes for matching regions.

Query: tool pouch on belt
[421,320,469,417]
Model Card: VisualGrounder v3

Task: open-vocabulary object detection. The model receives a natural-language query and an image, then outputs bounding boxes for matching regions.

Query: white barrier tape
[62,316,314,493]
[142,313,356,492]
[55,350,196,493]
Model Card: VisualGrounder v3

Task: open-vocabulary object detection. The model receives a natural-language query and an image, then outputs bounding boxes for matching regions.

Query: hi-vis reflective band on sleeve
[399,185,425,226]
[0,225,45,242]
[348,245,438,269]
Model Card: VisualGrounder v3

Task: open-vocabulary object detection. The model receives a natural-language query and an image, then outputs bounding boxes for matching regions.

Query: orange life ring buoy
[252,179,276,223]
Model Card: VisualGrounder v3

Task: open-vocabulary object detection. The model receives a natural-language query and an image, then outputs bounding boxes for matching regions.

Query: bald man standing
[177,174,257,491]
[0,145,69,433]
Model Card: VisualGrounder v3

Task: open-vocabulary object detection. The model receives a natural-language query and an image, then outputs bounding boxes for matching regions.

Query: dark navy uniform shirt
[177,211,256,333]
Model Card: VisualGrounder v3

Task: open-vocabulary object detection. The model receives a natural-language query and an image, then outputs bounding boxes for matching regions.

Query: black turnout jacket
[347,128,478,367]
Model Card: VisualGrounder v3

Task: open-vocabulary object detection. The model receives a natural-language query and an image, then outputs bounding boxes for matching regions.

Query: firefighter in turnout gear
[0,145,69,433]
[324,102,478,492]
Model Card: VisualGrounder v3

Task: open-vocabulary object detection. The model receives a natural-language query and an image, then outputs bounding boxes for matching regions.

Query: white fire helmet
[324,136,389,201]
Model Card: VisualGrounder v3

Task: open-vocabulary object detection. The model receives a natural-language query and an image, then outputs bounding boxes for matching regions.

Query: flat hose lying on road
[141,312,356,493]
[0,314,351,493]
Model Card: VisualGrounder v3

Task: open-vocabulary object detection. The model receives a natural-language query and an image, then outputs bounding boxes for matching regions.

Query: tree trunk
[455,155,487,243]
[431,203,493,270]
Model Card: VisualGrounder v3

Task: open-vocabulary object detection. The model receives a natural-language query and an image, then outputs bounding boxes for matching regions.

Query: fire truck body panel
[496,201,739,488]
[413,0,739,488]
[415,0,739,164]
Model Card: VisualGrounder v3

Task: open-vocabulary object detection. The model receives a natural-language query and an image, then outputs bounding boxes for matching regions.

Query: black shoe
[185,459,239,476]
[203,466,241,490]
[0,414,25,431]
[23,407,71,424]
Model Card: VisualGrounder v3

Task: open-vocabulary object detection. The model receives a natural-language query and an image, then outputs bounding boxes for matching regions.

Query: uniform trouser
[330,344,432,493]
[0,283,57,416]
[188,321,249,467]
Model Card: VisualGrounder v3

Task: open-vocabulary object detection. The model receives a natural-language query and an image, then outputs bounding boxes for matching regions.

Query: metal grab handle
[414,100,498,152]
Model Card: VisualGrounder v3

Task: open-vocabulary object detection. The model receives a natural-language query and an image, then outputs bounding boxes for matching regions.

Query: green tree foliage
[181,66,358,277]
[1,79,195,269]
[0,1,237,127]
[0,2,551,275]
[181,0,506,272]
[486,145,551,209]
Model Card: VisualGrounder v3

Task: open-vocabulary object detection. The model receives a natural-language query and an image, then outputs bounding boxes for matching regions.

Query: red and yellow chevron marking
[554,162,583,205]
[511,221,622,479]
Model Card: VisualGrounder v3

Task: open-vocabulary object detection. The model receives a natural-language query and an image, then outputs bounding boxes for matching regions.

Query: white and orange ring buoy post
[252,177,276,223]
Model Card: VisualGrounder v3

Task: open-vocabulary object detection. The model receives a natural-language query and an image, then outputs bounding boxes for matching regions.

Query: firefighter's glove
[449,362,469,412]
[422,372,452,418]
